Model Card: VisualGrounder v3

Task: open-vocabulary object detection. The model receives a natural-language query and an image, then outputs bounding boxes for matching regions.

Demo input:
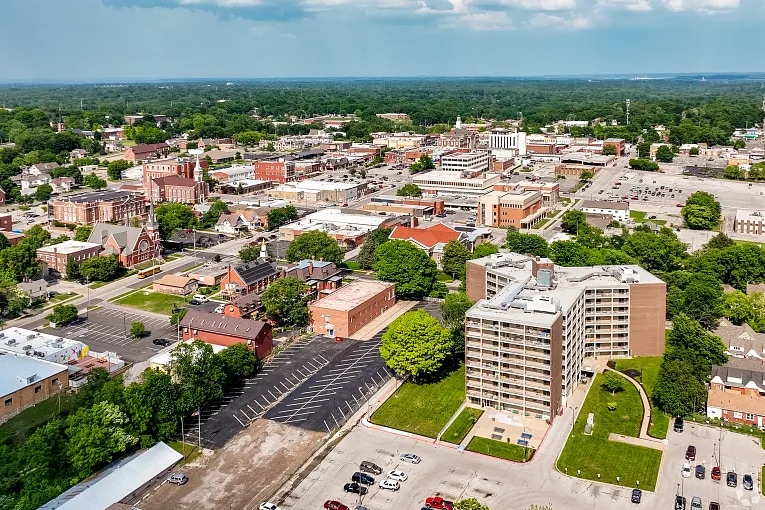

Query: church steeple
[146,201,158,232]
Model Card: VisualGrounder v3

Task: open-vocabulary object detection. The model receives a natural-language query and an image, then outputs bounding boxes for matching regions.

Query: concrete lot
[40,306,175,363]
[660,421,763,509]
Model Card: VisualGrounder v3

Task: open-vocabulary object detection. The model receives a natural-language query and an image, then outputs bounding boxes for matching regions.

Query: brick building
[48,190,146,226]
[603,138,626,156]
[0,214,11,231]
[142,156,207,182]
[148,175,209,204]
[734,210,765,235]
[152,274,198,296]
[88,222,161,267]
[124,143,170,163]
[309,281,396,339]
[36,240,102,273]
[220,259,279,299]
[477,189,546,228]
[254,160,296,184]
[0,354,68,424]
[0,188,5,206]
[554,164,599,178]
[282,259,343,297]
[180,310,273,360]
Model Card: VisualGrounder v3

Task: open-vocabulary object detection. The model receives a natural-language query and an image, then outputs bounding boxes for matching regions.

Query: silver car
[399,453,421,464]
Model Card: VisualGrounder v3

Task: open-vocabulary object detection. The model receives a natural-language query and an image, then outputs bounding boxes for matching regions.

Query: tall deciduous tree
[506,231,549,257]
[261,276,310,326]
[664,313,727,379]
[471,243,498,259]
[653,358,708,417]
[441,240,470,280]
[73,225,92,242]
[681,191,721,231]
[266,205,299,230]
[560,209,586,235]
[286,231,344,264]
[373,240,437,300]
[380,310,454,381]
[357,228,391,270]
[397,183,423,197]
[239,246,261,262]
[155,202,197,240]
[170,340,228,414]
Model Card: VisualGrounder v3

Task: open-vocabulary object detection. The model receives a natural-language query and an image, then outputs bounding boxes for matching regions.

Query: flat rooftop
[37,240,101,254]
[735,209,765,221]
[412,171,500,185]
[284,208,389,231]
[278,180,362,192]
[0,327,87,358]
[53,189,139,203]
[311,281,394,312]
[0,353,67,397]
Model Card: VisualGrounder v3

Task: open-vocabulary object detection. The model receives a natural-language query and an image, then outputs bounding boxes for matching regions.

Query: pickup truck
[425,496,454,510]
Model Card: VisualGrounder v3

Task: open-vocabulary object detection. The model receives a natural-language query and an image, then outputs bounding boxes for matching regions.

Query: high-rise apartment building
[464,252,666,421]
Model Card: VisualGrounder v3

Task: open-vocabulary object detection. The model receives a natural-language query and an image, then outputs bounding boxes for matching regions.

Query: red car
[323,501,349,510]
[711,466,721,481]
[425,496,454,510]
[676,203,683,207]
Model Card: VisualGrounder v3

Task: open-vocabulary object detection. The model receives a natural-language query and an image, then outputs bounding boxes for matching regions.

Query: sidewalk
[604,366,664,445]
[351,300,418,340]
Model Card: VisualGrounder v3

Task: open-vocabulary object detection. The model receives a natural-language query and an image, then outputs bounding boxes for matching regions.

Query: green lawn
[371,366,465,438]
[532,218,552,229]
[0,393,75,443]
[614,357,669,439]
[436,271,455,282]
[341,261,361,270]
[467,436,535,462]
[441,407,483,444]
[557,372,663,491]
[630,210,667,226]
[51,292,79,302]
[113,290,187,316]
[762,466,765,496]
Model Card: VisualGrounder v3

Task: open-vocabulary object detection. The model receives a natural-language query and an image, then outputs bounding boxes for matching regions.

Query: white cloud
[596,0,653,11]
[663,0,739,12]
[528,12,591,29]
[491,0,576,10]
[441,9,515,29]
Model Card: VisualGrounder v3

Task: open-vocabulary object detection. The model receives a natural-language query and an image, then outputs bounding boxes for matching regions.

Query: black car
[359,461,382,475]
[343,483,367,495]
[674,417,684,433]
[744,473,754,490]
[153,338,172,347]
[695,464,705,479]
[631,488,642,503]
[351,472,374,485]
[726,471,737,487]
[674,495,686,510]
[189,299,202,305]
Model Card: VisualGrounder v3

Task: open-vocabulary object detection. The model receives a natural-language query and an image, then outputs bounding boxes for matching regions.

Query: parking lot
[264,334,392,433]
[41,306,176,363]
[658,421,763,509]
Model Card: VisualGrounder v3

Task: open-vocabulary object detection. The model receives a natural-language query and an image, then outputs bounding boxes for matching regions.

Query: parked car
[675,495,686,510]
[153,338,172,347]
[631,488,642,503]
[682,463,692,478]
[690,497,702,510]
[436,213,447,218]
[711,466,721,481]
[351,472,374,485]
[400,453,421,464]
[359,461,382,475]
[674,417,684,432]
[425,496,454,510]
[726,471,737,487]
[214,304,224,314]
[343,482,367,495]
[192,294,209,303]
[708,502,720,510]
[189,299,202,305]
[259,503,280,510]
[387,470,408,482]
[685,445,696,461]
[167,473,188,485]
[379,479,400,491]
[695,464,705,479]
[744,473,754,490]
[324,502,349,510]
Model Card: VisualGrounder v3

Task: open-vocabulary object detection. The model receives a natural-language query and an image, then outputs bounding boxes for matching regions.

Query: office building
[734,210,765,235]
[477,189,546,228]
[309,281,395,339]
[48,190,146,226]
[412,170,500,197]
[439,151,491,174]
[488,128,527,159]
[464,252,666,420]
[36,240,102,273]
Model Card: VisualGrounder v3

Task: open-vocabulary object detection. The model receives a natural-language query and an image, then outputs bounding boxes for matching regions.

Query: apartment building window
[745,413,755,421]
[733,411,743,419]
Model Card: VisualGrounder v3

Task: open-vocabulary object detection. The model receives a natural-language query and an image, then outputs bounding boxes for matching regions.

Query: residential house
[707,321,765,428]
[152,274,198,296]
[124,143,170,163]
[222,293,262,319]
[87,221,161,267]
[220,259,279,299]
[389,223,463,269]
[282,259,343,297]
[20,173,51,193]
[215,213,245,234]
[180,310,273,359]
[18,280,48,301]
[27,162,60,175]
[51,177,74,194]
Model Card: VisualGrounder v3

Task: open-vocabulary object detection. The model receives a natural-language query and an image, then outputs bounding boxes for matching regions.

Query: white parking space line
[285,398,330,406]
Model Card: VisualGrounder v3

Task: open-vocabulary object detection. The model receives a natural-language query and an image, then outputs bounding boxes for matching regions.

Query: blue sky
[1,0,763,81]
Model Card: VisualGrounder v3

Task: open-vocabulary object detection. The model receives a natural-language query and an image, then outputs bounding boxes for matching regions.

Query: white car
[214,304,224,314]
[259,504,280,510]
[399,453,421,464]
[387,470,408,482]
[379,479,400,491]
[681,462,692,478]
[192,294,209,303]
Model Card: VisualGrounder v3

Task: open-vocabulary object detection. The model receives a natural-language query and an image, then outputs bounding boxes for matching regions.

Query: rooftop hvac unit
[0,332,4,338]
[22,345,32,351]
[6,339,17,346]
[537,269,553,288]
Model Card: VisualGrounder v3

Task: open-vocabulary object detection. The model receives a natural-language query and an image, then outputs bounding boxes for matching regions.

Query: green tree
[265,142,275,152]
[722,290,755,325]
[34,183,53,202]
[441,240,470,280]
[123,368,180,442]
[397,183,423,197]
[549,240,590,266]
[65,258,80,281]
[170,307,188,326]
[261,276,310,326]
[47,304,78,326]
[655,144,674,162]
[663,271,723,329]
[130,321,145,339]
[653,358,708,417]
[266,205,299,230]
[628,158,660,171]
[601,144,617,157]
[704,232,735,250]
[664,313,727,379]
[79,254,121,282]
[239,246,261,262]
[723,165,745,180]
[441,291,474,332]
[155,202,197,240]
[636,142,651,158]
[454,498,491,510]
[471,243,498,259]
[357,228,391,270]
[83,172,106,190]
[409,154,435,174]
[219,343,260,384]
[601,372,625,395]
[621,227,686,273]
[73,225,93,242]
[506,230,549,257]
[579,169,594,181]
[286,231,344,264]
[170,340,228,414]
[380,310,454,381]
[560,209,587,235]
[681,191,721,230]
[200,199,230,228]
[373,240,437,300]
[106,160,131,181]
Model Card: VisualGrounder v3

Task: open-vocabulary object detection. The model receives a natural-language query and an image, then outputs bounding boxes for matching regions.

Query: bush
[607,402,617,411]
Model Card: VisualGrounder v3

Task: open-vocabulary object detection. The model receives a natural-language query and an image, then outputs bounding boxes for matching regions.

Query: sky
[1,0,764,81]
